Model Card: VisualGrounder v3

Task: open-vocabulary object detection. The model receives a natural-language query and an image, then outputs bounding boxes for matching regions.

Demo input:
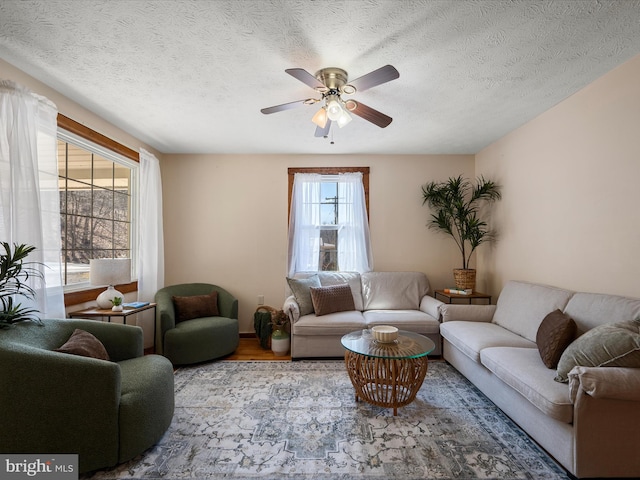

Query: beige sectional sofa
[440,280,640,478]
[283,271,443,359]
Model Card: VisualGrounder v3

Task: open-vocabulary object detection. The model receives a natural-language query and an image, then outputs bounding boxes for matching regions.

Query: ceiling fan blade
[285,68,326,90]
[314,119,332,137]
[348,65,399,92]
[260,99,314,115]
[347,100,392,128]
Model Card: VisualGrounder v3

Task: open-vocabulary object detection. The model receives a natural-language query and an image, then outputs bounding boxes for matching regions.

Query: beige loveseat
[440,280,640,478]
[283,271,443,359]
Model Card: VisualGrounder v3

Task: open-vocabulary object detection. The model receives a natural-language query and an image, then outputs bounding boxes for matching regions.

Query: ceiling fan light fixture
[336,109,352,128]
[261,65,399,134]
[326,95,343,121]
[311,107,328,128]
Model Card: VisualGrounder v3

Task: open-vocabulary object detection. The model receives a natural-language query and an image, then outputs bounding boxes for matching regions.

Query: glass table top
[341,329,436,359]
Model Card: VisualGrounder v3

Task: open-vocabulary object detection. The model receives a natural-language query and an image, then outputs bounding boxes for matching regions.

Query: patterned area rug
[82,360,569,480]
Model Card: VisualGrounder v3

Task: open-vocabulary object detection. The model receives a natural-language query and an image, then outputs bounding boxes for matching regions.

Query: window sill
[64,281,138,307]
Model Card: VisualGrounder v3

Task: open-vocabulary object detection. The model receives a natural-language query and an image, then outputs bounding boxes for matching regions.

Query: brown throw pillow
[55,329,110,361]
[172,290,219,323]
[309,284,356,317]
[536,309,576,369]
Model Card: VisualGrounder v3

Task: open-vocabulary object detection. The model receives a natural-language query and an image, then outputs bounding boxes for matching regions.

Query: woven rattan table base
[344,349,429,415]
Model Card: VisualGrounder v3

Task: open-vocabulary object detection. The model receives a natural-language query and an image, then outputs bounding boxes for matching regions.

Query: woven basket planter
[453,268,476,290]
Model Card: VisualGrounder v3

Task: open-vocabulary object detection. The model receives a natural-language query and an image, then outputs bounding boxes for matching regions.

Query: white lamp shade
[90,258,131,286]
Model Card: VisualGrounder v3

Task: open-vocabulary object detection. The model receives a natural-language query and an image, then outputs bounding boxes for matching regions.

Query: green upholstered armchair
[0,318,174,474]
[155,283,239,365]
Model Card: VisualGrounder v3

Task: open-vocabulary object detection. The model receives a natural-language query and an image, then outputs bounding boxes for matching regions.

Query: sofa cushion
[361,271,428,311]
[536,309,577,369]
[480,347,573,423]
[291,310,366,336]
[287,275,321,316]
[555,319,640,383]
[54,329,110,361]
[310,284,356,316]
[364,310,440,334]
[492,281,574,342]
[440,321,537,363]
[563,292,640,335]
[172,290,219,323]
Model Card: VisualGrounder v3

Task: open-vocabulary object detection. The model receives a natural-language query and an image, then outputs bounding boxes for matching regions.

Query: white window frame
[57,129,139,292]
[287,167,371,274]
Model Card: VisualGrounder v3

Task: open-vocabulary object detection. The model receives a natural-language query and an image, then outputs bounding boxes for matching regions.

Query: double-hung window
[287,167,372,275]
[57,125,138,290]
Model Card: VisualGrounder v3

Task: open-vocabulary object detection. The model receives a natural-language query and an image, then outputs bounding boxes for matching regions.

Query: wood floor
[223,335,291,361]
[145,336,291,360]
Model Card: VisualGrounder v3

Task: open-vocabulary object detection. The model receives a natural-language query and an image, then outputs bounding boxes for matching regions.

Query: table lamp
[90,258,131,309]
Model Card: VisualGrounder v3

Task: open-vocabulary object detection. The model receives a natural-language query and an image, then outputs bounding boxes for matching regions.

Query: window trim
[287,167,370,222]
[58,114,139,307]
[58,114,139,162]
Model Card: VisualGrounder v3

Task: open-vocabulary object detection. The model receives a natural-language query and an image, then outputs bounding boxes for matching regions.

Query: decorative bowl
[371,325,398,343]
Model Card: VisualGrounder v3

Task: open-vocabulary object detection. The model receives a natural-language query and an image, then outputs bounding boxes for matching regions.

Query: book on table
[123,301,150,308]
[443,288,473,295]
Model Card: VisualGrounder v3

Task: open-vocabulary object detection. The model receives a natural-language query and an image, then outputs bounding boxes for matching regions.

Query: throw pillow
[54,329,110,361]
[555,319,640,383]
[310,284,356,316]
[536,309,577,369]
[172,290,219,323]
[286,275,321,316]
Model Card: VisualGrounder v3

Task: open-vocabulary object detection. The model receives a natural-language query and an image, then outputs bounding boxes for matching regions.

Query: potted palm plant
[0,242,44,327]
[421,175,501,290]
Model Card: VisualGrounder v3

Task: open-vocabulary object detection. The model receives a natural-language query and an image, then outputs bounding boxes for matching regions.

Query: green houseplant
[0,242,44,326]
[111,296,123,312]
[421,175,501,290]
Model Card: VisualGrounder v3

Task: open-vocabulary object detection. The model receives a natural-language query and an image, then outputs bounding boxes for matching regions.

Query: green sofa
[155,283,239,365]
[0,318,175,473]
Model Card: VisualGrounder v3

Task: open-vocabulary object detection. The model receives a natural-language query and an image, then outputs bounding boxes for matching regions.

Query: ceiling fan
[260,65,399,137]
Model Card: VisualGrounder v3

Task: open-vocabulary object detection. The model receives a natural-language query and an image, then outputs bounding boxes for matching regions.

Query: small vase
[112,305,123,312]
[271,329,290,356]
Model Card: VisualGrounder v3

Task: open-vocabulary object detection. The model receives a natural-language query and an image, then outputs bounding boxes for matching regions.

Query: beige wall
[475,53,640,299]
[161,154,474,332]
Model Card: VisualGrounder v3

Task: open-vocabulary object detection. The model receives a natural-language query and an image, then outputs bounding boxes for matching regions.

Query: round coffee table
[341,329,435,415]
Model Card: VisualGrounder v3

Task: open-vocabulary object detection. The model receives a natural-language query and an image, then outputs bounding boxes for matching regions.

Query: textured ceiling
[1,0,640,155]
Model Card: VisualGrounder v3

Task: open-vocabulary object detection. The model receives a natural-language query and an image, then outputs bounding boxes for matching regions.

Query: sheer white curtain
[288,172,373,276]
[137,148,164,302]
[0,80,65,318]
[288,173,322,276]
[337,172,373,272]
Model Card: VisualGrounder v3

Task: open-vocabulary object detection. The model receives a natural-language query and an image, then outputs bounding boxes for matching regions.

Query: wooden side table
[435,290,492,304]
[69,303,157,348]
